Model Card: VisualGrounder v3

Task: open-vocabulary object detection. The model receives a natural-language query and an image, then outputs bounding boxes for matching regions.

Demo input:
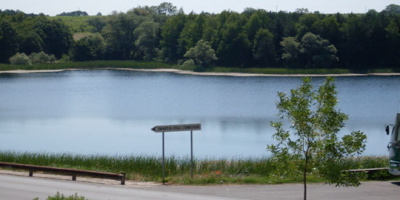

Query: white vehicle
[385,113,400,175]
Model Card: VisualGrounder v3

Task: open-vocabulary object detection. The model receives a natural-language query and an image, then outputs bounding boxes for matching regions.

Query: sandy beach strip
[1,68,400,77]
[0,69,66,74]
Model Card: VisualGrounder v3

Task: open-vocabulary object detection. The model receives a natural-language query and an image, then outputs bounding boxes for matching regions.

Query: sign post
[151,123,201,185]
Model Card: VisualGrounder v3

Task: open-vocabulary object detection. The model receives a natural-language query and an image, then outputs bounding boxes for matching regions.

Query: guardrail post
[29,170,33,177]
[121,173,126,185]
[72,174,77,181]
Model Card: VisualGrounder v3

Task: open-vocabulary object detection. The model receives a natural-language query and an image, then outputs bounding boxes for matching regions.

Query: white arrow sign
[151,123,201,133]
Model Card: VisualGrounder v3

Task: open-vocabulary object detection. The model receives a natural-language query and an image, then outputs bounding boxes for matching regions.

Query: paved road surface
[0,173,399,200]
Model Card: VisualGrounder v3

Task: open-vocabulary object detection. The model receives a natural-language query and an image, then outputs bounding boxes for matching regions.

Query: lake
[0,70,398,158]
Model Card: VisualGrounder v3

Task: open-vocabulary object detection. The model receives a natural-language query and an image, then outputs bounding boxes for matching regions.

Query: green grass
[209,67,352,74]
[52,16,98,33]
[2,60,399,75]
[34,192,87,200]
[0,61,356,75]
[0,60,177,71]
[0,151,393,184]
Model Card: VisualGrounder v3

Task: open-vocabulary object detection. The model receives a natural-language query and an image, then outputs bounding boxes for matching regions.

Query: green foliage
[300,32,338,68]
[87,17,106,33]
[252,28,275,66]
[34,17,73,59]
[57,11,88,17]
[160,13,186,63]
[384,4,400,15]
[268,77,367,199]
[184,40,217,66]
[33,192,87,200]
[0,20,18,62]
[2,4,400,69]
[280,37,301,65]
[29,51,56,64]
[9,53,32,65]
[281,33,338,68]
[0,151,391,186]
[134,21,160,60]
[214,11,252,66]
[181,59,195,67]
[71,33,105,61]
[9,51,54,65]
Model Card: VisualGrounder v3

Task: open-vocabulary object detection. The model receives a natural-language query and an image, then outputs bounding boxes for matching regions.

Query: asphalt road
[0,173,399,200]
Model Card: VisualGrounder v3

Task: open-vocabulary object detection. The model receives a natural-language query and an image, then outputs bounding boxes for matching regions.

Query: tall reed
[0,151,391,183]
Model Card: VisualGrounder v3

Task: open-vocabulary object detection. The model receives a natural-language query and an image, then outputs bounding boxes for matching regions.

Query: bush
[30,51,56,64]
[181,59,195,67]
[9,53,32,65]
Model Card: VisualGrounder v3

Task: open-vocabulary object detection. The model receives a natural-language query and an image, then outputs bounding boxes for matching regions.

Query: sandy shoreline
[1,68,400,77]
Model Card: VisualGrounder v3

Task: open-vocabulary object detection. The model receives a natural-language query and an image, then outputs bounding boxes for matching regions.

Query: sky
[1,0,399,16]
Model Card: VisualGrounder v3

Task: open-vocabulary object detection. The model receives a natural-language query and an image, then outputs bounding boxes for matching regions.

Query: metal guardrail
[342,167,389,174]
[0,162,126,185]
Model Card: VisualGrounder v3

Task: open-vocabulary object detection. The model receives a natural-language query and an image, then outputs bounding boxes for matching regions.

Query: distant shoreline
[1,68,400,77]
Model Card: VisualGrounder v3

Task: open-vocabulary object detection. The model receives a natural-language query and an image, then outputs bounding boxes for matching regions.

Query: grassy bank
[0,151,392,184]
[0,61,177,71]
[0,60,387,75]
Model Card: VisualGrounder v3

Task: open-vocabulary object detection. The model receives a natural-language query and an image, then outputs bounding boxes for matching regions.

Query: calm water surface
[0,70,398,158]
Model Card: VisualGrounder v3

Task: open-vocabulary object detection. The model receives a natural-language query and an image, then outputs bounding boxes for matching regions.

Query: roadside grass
[0,151,393,185]
[33,192,87,200]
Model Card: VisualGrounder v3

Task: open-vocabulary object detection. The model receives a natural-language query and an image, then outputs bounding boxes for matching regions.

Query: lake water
[0,70,398,158]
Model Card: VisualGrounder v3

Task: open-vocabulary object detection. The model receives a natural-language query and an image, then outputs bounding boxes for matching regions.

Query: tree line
[1,3,400,71]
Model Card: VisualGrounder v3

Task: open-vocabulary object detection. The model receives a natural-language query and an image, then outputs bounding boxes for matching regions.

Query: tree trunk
[304,151,308,200]
[304,164,307,200]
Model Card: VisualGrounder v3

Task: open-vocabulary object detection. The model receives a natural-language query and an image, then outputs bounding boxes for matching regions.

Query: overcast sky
[1,0,398,16]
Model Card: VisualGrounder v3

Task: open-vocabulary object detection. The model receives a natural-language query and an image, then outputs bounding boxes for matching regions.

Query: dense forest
[1,3,400,71]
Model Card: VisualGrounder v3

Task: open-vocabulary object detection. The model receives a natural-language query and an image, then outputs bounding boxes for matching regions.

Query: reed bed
[0,151,391,184]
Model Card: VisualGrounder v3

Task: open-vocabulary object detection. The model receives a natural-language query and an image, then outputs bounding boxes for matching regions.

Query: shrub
[9,53,32,65]
[29,51,56,64]
[33,192,87,200]
[181,59,195,67]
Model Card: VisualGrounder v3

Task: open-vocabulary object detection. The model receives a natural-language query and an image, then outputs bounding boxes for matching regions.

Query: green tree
[252,28,275,67]
[386,16,400,67]
[339,14,367,69]
[215,11,252,66]
[34,17,73,59]
[184,39,217,67]
[384,4,400,15]
[178,13,206,57]
[268,77,367,200]
[151,2,177,16]
[71,33,105,61]
[311,16,341,45]
[19,32,43,55]
[160,13,186,63]
[280,36,301,67]
[102,11,147,60]
[134,21,160,60]
[295,13,320,39]
[87,17,106,33]
[300,32,338,68]
[0,20,18,63]
[245,9,270,42]
[363,10,389,68]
